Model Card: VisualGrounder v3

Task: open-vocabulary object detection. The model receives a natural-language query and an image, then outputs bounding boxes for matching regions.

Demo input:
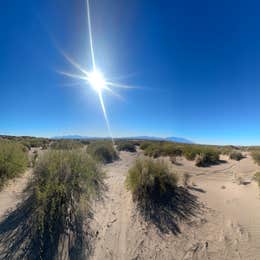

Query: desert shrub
[79,140,90,145]
[2,149,105,259]
[140,141,153,150]
[18,137,50,149]
[117,141,136,152]
[126,158,178,204]
[50,140,84,150]
[162,143,183,157]
[87,141,118,163]
[143,142,183,158]
[254,172,260,187]
[0,140,28,189]
[195,149,220,167]
[183,149,197,160]
[252,151,260,165]
[143,144,161,158]
[130,140,141,146]
[229,151,244,161]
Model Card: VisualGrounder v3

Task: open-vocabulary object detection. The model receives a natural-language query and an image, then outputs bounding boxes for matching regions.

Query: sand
[0,169,32,221]
[1,150,260,259]
[90,151,260,260]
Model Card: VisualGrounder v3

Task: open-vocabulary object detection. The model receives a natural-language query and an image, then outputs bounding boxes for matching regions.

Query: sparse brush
[117,141,136,152]
[195,149,220,167]
[183,149,197,160]
[229,151,244,161]
[87,141,118,163]
[252,151,260,165]
[0,149,104,259]
[142,142,183,158]
[140,141,153,150]
[50,140,84,150]
[0,139,28,189]
[254,172,260,187]
[126,158,178,204]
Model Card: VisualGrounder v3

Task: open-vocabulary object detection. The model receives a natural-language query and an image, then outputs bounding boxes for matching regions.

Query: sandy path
[90,151,138,260]
[0,169,32,221]
[91,151,260,260]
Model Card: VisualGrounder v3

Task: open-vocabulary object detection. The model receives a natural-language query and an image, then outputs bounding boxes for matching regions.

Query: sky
[1,0,260,145]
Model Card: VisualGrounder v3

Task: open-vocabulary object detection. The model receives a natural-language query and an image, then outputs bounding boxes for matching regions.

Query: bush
[1,149,105,259]
[252,151,260,165]
[126,158,178,203]
[183,149,197,161]
[117,141,136,152]
[195,149,220,167]
[254,172,260,187]
[142,142,183,158]
[87,141,118,163]
[229,151,244,161]
[140,141,153,150]
[0,140,28,189]
[50,140,84,150]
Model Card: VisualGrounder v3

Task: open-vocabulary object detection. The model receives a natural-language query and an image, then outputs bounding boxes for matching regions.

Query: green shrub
[117,141,136,152]
[252,151,260,165]
[229,151,244,161]
[87,141,118,163]
[195,149,220,167]
[142,142,183,158]
[18,150,104,259]
[183,149,197,160]
[50,140,84,150]
[254,172,260,187]
[0,140,28,189]
[126,158,178,203]
[140,141,153,150]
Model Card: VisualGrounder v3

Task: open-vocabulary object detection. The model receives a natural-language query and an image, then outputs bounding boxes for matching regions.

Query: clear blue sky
[1,0,260,145]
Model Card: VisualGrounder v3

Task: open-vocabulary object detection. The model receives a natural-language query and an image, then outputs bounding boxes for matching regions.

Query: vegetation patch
[50,139,84,150]
[252,151,260,165]
[126,158,178,202]
[254,172,260,187]
[117,141,136,152]
[87,141,118,163]
[0,149,104,259]
[141,141,183,158]
[126,158,199,234]
[0,139,28,190]
[195,149,220,167]
[229,151,244,161]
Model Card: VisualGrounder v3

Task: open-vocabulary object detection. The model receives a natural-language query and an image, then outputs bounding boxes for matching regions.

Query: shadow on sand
[0,195,94,260]
[138,187,201,235]
[187,185,206,193]
[0,197,35,259]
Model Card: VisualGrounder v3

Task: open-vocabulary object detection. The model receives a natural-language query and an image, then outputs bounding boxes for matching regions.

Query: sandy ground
[90,151,260,260]
[1,149,260,259]
[0,169,32,221]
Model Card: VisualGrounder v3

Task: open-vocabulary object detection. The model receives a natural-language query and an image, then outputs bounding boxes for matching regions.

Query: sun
[59,0,137,145]
[87,70,106,93]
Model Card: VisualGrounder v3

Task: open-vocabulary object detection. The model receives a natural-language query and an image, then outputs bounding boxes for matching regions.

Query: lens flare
[59,0,137,144]
[87,70,106,93]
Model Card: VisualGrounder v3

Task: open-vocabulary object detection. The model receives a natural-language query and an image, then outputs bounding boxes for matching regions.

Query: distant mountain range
[52,135,193,144]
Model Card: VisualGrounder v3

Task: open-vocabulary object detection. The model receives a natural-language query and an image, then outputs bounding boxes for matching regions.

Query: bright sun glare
[87,70,106,93]
[60,0,137,144]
